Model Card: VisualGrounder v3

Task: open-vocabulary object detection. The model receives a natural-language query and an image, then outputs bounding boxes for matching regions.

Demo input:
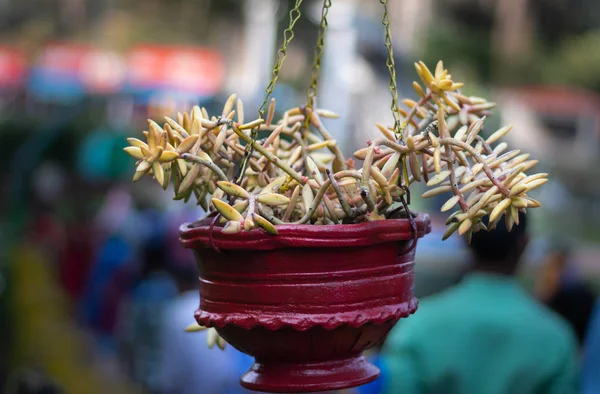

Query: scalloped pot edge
[195,298,419,331]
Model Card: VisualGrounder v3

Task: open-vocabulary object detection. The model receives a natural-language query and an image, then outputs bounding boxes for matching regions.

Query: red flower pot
[180,214,431,393]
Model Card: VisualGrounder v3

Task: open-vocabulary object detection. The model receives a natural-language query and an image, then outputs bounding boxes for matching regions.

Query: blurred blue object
[79,234,133,331]
[582,298,600,394]
[158,290,257,394]
[76,128,116,182]
[357,353,385,394]
[28,66,85,102]
[119,269,178,392]
[76,127,132,182]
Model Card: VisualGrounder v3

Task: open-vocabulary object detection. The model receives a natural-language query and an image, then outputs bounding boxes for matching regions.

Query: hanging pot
[179,213,431,393]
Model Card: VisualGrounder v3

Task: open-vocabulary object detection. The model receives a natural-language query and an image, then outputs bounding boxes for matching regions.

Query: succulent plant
[124,60,547,243]
[124,1,548,350]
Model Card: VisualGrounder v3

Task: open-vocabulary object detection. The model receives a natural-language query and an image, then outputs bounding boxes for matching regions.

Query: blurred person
[59,214,94,303]
[78,186,150,346]
[157,256,255,394]
[535,245,596,346]
[380,213,578,394]
[581,298,600,394]
[78,224,135,346]
[117,237,178,394]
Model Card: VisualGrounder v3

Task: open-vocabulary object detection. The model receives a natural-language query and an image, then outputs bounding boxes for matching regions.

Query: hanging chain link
[306,0,331,111]
[235,0,304,185]
[379,0,415,235]
[380,0,404,140]
[258,0,304,119]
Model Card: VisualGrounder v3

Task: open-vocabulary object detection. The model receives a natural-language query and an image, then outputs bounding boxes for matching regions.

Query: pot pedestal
[242,356,379,393]
[180,215,431,393]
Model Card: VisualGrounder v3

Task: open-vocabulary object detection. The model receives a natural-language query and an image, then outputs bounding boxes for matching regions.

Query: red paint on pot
[180,214,431,393]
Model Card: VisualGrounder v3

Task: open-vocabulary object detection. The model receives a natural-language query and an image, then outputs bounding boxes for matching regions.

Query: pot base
[240,355,380,393]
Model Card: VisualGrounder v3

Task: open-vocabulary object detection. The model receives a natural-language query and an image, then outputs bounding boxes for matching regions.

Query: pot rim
[195,299,419,331]
[180,213,431,250]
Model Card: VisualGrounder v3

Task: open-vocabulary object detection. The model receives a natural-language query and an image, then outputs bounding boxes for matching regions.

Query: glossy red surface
[180,214,431,393]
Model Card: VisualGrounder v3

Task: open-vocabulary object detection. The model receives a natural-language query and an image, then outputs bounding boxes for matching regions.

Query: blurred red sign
[80,50,127,93]
[0,46,27,88]
[127,45,225,95]
[35,43,126,94]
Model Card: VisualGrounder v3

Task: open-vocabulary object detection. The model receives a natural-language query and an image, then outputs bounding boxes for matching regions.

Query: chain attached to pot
[380,0,410,185]
[234,0,304,186]
[380,0,403,141]
[379,0,418,252]
[302,0,332,131]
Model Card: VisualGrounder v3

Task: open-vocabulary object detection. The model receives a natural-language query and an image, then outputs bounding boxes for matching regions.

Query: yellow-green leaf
[184,322,207,332]
[490,198,512,222]
[217,181,249,199]
[124,146,145,160]
[441,195,460,212]
[427,170,451,186]
[422,185,452,198]
[127,137,148,149]
[486,125,513,144]
[443,222,459,240]
[152,162,164,186]
[136,160,151,173]
[179,163,201,194]
[252,213,278,235]
[159,150,179,163]
[177,135,199,154]
[458,218,472,235]
[256,193,290,206]
[302,183,314,209]
[212,198,244,222]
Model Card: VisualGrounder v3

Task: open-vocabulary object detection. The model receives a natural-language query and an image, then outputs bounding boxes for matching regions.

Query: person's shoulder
[524,297,578,350]
[386,287,462,341]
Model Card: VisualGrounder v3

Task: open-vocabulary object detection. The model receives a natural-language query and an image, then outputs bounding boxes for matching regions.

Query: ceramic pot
[180,214,431,393]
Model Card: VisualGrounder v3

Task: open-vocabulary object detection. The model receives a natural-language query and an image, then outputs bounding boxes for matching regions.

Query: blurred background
[1,0,600,393]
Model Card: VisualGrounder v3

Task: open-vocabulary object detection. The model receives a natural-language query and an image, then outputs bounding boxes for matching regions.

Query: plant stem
[359,146,377,212]
[232,125,305,184]
[263,170,364,224]
[310,112,348,171]
[326,169,353,217]
[407,91,432,135]
[247,195,256,216]
[475,135,493,155]
[368,135,510,198]
[322,195,339,224]
[180,153,228,181]
[442,147,469,211]
[282,185,300,221]
[438,138,510,196]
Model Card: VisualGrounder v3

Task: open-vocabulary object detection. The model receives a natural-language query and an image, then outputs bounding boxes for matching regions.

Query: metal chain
[235,0,304,185]
[380,0,403,140]
[306,0,331,111]
[379,0,415,233]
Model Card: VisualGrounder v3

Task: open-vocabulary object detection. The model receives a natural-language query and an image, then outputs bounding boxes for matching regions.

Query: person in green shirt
[381,213,578,394]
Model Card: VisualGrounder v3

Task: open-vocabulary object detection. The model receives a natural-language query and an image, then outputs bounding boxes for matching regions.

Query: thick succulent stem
[326,169,353,217]
[442,147,469,211]
[180,153,228,181]
[359,146,377,212]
